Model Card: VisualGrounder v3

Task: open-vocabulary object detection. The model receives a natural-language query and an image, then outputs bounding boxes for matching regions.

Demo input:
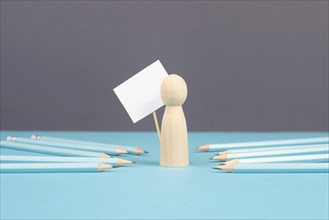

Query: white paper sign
[113,60,168,123]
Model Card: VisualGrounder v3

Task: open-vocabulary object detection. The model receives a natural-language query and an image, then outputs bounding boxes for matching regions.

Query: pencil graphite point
[197,145,209,151]
[212,165,231,172]
[144,150,149,154]
[98,163,112,171]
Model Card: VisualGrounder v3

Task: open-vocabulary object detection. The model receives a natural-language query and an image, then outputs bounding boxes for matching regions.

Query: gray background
[1,1,328,131]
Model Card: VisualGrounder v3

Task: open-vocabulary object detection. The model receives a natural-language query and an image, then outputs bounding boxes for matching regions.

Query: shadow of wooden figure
[160,74,189,167]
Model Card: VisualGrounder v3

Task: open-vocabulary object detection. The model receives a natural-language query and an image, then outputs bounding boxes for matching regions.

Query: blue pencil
[0,140,111,158]
[8,136,127,155]
[223,154,329,164]
[211,145,329,161]
[0,163,112,173]
[197,137,329,151]
[217,144,329,155]
[31,135,148,155]
[213,163,329,173]
[0,155,134,165]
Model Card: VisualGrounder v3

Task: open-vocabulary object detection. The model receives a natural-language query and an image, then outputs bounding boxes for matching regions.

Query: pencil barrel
[221,144,329,154]
[209,137,329,150]
[228,154,329,164]
[32,135,146,155]
[0,140,104,157]
[233,163,329,173]
[227,146,329,160]
[0,163,104,173]
[0,155,122,164]
[10,137,121,155]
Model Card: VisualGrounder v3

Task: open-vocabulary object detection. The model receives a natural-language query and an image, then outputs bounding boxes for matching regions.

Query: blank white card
[113,60,168,123]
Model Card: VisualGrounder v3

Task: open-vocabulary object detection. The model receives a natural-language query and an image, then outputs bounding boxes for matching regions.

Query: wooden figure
[160,74,189,167]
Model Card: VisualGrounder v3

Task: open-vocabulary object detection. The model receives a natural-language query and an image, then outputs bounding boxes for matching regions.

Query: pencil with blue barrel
[0,140,112,158]
[0,155,135,166]
[212,163,329,173]
[216,143,328,155]
[8,136,127,155]
[222,154,329,164]
[0,163,112,173]
[31,135,148,155]
[210,144,329,161]
[196,137,329,151]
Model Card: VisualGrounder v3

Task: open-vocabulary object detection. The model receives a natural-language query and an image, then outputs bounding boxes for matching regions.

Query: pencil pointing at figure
[0,163,113,173]
[216,144,329,155]
[0,155,134,165]
[196,145,210,151]
[210,145,328,161]
[31,135,148,155]
[222,154,329,165]
[212,163,329,173]
[9,136,127,155]
[0,140,111,158]
[197,137,329,151]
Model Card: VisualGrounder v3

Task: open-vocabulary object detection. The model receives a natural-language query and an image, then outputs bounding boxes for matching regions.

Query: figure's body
[160,74,189,167]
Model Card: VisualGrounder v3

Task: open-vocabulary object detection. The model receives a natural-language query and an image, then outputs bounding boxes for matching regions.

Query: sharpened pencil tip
[116,148,128,154]
[212,154,227,162]
[196,145,209,151]
[98,163,112,171]
[144,150,149,154]
[134,148,145,155]
[132,161,136,164]
[117,158,134,165]
[99,153,111,158]
[209,157,214,160]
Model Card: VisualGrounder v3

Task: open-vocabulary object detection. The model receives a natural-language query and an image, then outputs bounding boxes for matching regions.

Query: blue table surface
[1,131,328,220]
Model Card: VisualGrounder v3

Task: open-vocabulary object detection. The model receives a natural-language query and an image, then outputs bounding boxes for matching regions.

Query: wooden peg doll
[160,74,189,167]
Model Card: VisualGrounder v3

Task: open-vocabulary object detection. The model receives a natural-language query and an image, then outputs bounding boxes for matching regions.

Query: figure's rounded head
[160,74,188,106]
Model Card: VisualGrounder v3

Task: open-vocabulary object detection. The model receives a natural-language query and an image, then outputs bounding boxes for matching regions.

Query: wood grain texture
[160,74,189,167]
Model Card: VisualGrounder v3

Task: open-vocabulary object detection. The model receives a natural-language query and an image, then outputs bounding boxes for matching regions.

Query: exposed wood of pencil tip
[196,145,209,151]
[152,111,161,141]
[115,148,129,154]
[224,159,239,165]
[116,158,135,165]
[134,148,147,155]
[212,154,228,162]
[218,150,232,155]
[98,163,113,171]
[99,153,112,158]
